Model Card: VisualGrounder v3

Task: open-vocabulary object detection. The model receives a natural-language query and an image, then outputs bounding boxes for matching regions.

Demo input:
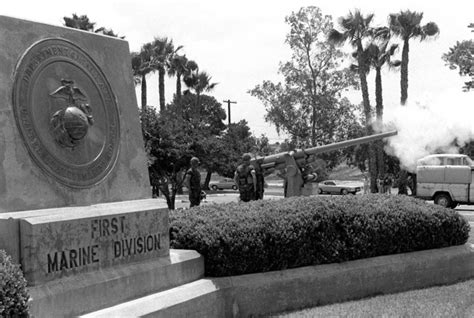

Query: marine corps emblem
[49,79,94,148]
[12,38,121,188]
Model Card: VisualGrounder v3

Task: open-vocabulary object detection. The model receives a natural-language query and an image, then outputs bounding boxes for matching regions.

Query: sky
[2,0,474,168]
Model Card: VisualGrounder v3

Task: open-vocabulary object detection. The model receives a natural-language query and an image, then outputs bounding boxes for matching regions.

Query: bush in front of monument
[169,195,470,277]
[0,250,30,317]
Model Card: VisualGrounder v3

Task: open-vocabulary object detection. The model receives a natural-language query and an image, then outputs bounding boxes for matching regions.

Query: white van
[416,154,474,208]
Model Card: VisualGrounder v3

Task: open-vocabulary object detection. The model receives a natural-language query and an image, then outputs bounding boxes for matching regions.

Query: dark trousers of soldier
[255,186,264,200]
[189,190,201,207]
[239,185,256,202]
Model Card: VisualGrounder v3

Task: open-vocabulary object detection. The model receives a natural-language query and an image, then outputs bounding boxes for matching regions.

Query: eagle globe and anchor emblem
[49,79,94,148]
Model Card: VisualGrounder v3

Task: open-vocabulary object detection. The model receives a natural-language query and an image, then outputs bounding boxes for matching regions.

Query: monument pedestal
[0,199,204,317]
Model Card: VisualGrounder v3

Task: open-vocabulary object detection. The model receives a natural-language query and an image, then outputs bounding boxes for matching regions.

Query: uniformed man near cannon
[184,157,202,207]
[234,153,257,202]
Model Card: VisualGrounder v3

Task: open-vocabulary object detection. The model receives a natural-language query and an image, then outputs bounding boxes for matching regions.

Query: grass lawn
[271,278,474,317]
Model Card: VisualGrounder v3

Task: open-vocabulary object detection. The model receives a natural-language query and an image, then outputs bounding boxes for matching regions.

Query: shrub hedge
[169,195,470,277]
[0,249,29,317]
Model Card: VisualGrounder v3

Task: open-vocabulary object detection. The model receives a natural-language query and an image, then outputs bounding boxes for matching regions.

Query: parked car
[209,178,237,191]
[317,180,361,195]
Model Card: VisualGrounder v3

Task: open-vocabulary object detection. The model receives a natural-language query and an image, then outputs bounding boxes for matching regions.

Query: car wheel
[211,185,218,191]
[232,185,237,190]
[434,193,453,208]
[341,189,349,195]
[318,188,323,194]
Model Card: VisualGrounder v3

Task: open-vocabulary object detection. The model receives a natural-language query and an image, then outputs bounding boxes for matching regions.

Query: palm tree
[389,10,440,105]
[150,37,182,112]
[328,9,378,192]
[131,43,154,110]
[94,27,125,39]
[366,33,401,177]
[183,70,218,111]
[168,54,189,104]
[63,14,95,31]
[64,14,123,37]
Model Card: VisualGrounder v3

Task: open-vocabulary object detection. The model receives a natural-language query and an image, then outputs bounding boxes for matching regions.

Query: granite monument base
[0,199,205,317]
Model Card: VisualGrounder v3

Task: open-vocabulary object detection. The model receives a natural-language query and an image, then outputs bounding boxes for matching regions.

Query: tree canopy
[249,6,361,152]
[443,23,474,91]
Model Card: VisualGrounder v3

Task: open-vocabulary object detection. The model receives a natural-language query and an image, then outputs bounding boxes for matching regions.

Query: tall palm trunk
[141,74,147,110]
[176,73,182,104]
[397,38,410,195]
[204,170,212,191]
[375,66,385,178]
[196,93,201,114]
[158,67,166,112]
[400,38,410,105]
[311,104,317,146]
[357,44,377,193]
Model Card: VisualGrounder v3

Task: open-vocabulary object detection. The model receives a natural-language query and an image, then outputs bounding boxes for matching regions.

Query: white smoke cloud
[383,89,474,172]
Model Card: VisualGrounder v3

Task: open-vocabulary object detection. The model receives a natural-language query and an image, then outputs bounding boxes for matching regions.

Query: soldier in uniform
[234,153,257,202]
[184,157,202,208]
[254,164,265,200]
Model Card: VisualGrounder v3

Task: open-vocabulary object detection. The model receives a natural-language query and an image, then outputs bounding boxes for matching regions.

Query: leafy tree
[328,9,378,192]
[388,10,440,105]
[250,7,359,148]
[442,23,474,91]
[151,37,182,112]
[167,93,227,189]
[218,120,257,178]
[141,106,194,209]
[253,134,272,156]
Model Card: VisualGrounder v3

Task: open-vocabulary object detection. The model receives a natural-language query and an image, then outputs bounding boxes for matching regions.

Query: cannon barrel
[254,130,398,170]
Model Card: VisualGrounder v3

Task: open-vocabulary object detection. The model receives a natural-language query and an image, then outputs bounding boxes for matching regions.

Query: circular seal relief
[12,38,120,188]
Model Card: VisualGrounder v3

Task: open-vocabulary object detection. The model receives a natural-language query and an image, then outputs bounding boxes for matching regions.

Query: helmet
[242,153,252,161]
[190,157,200,164]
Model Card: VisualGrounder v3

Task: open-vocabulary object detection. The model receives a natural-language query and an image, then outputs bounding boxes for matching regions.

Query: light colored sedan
[209,178,238,191]
[317,180,361,195]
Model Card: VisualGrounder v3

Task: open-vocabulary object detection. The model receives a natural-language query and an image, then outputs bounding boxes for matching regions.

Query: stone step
[80,244,474,318]
[29,249,204,318]
[80,278,233,318]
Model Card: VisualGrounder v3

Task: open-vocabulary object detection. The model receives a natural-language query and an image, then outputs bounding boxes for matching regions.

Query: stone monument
[0,15,203,317]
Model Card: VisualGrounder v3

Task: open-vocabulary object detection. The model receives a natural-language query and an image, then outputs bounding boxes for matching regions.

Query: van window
[446,158,460,165]
[417,155,474,167]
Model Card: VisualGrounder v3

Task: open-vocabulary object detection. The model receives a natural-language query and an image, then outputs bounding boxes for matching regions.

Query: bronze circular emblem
[12,38,120,188]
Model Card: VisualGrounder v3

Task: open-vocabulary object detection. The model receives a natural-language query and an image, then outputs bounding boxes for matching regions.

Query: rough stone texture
[12,199,169,285]
[29,249,204,318]
[81,244,474,317]
[0,15,150,213]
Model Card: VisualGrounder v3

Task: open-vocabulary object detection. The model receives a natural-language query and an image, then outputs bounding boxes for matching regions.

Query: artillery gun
[251,130,398,197]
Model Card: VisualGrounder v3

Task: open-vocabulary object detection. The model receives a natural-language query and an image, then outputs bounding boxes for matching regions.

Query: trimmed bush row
[170,195,470,277]
[0,249,29,317]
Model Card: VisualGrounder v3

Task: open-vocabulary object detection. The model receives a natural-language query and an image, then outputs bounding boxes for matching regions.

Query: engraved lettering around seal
[12,38,121,188]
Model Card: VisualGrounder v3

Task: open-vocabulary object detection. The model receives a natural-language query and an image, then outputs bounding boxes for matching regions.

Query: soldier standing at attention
[184,157,202,208]
[234,153,257,202]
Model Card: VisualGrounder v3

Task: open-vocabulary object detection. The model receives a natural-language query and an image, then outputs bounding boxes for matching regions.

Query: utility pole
[223,99,237,126]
